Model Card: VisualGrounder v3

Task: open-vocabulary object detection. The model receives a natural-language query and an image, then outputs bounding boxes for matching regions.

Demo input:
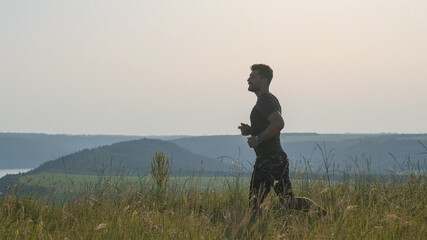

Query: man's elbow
[273,119,284,131]
[268,112,285,131]
[278,120,284,131]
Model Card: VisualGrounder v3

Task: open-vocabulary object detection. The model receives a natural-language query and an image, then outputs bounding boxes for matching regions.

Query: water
[0,169,32,178]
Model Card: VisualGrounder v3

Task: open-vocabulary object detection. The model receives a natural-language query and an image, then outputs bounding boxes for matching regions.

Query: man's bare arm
[247,111,284,148]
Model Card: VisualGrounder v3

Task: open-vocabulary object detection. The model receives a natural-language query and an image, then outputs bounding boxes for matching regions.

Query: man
[239,64,326,216]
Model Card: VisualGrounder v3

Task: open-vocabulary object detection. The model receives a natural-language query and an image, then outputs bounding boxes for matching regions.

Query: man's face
[247,70,265,92]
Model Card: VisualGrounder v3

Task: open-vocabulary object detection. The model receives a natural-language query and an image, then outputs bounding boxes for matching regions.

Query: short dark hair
[251,64,273,84]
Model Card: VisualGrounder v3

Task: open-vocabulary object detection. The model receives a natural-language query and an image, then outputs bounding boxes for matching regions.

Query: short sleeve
[256,94,281,118]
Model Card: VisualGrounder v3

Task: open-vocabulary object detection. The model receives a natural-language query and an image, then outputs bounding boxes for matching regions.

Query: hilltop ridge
[27,138,230,176]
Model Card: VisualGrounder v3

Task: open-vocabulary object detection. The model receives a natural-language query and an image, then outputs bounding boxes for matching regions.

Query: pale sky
[1,0,426,135]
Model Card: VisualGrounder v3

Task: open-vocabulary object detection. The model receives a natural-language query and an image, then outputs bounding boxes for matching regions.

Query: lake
[0,169,32,178]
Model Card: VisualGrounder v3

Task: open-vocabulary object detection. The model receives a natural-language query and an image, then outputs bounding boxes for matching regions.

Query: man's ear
[262,77,269,86]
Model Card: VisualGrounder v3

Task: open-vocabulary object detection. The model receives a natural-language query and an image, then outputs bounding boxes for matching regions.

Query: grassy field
[1,153,427,239]
[17,173,253,199]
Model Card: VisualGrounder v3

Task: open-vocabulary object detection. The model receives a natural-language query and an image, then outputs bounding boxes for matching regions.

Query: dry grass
[1,170,426,239]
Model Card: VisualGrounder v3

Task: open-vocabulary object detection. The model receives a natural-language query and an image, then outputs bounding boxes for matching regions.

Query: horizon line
[1,131,427,137]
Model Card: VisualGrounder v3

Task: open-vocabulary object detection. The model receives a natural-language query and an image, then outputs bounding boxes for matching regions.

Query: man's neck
[255,88,270,98]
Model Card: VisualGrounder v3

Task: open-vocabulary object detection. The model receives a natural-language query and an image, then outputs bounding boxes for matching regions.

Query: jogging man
[239,64,326,216]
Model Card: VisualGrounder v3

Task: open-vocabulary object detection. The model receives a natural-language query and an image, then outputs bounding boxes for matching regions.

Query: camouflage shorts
[250,152,293,207]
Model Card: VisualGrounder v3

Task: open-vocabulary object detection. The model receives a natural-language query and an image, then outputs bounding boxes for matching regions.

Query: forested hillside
[172,133,427,174]
[0,133,142,168]
[27,138,230,176]
[1,133,426,175]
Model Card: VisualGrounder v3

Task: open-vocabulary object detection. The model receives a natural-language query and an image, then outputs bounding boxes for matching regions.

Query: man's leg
[249,157,274,213]
[288,197,327,215]
[273,154,327,216]
[272,153,294,198]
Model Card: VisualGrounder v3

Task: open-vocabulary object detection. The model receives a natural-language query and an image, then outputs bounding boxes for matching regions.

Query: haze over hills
[0,133,142,169]
[27,138,231,176]
[0,133,189,169]
[0,137,232,196]
[172,133,427,174]
[1,133,426,176]
[27,138,229,175]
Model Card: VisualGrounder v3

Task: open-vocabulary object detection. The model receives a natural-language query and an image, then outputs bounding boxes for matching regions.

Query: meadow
[1,153,426,239]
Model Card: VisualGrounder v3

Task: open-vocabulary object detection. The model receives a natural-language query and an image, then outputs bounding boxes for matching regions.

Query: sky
[1,0,426,136]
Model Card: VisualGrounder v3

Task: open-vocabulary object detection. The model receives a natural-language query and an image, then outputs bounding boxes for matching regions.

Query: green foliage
[151,152,171,206]
[151,152,171,190]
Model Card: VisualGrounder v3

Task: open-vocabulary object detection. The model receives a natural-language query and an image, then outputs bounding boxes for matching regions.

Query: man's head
[251,64,273,83]
[247,64,273,93]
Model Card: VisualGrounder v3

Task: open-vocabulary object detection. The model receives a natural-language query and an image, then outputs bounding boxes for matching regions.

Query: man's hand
[238,123,252,136]
[245,111,284,148]
[247,136,260,148]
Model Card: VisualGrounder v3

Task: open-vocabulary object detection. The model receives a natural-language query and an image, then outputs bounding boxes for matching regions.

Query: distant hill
[0,133,189,169]
[27,138,231,176]
[1,132,426,175]
[0,133,142,168]
[172,133,427,174]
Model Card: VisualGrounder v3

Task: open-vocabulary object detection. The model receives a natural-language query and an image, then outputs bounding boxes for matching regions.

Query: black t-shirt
[250,92,284,156]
